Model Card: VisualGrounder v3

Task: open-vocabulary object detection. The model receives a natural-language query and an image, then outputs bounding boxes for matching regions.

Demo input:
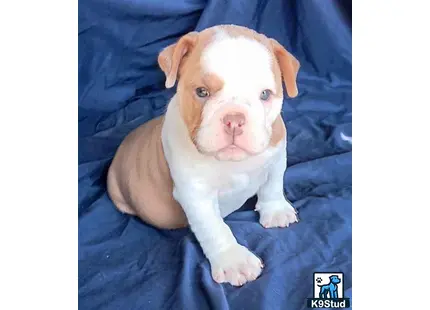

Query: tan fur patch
[107,116,188,229]
[269,38,300,98]
[269,114,286,147]
[170,28,223,142]
[178,71,224,142]
[158,32,198,88]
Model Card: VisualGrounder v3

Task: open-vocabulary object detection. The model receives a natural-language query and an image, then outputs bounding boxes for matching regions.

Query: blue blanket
[78,1,352,309]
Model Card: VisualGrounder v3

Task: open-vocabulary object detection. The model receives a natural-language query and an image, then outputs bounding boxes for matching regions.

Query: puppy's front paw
[210,244,263,286]
[257,200,298,228]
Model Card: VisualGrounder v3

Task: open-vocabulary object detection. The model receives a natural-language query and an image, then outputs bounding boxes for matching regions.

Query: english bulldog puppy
[107,24,300,286]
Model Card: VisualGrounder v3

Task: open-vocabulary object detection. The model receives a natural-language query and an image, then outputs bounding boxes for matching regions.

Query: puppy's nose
[222,113,246,136]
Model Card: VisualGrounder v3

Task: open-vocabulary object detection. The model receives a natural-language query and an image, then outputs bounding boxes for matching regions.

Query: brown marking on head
[177,71,224,142]
[269,38,300,98]
[158,28,223,142]
[157,31,198,88]
[269,114,286,147]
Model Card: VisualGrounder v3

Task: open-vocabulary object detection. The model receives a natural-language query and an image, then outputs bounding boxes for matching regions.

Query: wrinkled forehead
[200,32,275,94]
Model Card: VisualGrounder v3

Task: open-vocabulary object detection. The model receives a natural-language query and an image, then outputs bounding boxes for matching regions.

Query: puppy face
[158,25,299,161]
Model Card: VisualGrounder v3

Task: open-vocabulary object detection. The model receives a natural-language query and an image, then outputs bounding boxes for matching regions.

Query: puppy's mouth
[213,144,251,161]
[194,127,269,159]
[214,143,261,159]
[218,144,246,152]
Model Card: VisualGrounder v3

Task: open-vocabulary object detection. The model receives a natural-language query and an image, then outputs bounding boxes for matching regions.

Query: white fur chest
[197,149,276,218]
[217,166,269,218]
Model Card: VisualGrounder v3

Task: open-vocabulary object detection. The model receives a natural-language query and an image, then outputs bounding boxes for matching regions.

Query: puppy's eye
[196,87,210,98]
[260,89,272,101]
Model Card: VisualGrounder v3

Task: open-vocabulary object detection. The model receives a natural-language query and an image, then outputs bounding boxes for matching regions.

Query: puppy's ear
[270,39,300,98]
[158,32,198,88]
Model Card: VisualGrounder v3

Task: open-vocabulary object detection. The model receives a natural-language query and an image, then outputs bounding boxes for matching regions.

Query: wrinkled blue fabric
[78,1,352,309]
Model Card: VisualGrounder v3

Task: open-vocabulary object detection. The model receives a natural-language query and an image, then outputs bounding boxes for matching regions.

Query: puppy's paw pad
[210,244,263,286]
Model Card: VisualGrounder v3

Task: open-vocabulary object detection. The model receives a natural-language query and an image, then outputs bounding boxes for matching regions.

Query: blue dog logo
[317,275,341,299]
[307,272,350,308]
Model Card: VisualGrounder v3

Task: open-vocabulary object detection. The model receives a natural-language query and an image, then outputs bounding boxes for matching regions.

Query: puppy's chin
[214,146,250,162]
[199,144,270,161]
